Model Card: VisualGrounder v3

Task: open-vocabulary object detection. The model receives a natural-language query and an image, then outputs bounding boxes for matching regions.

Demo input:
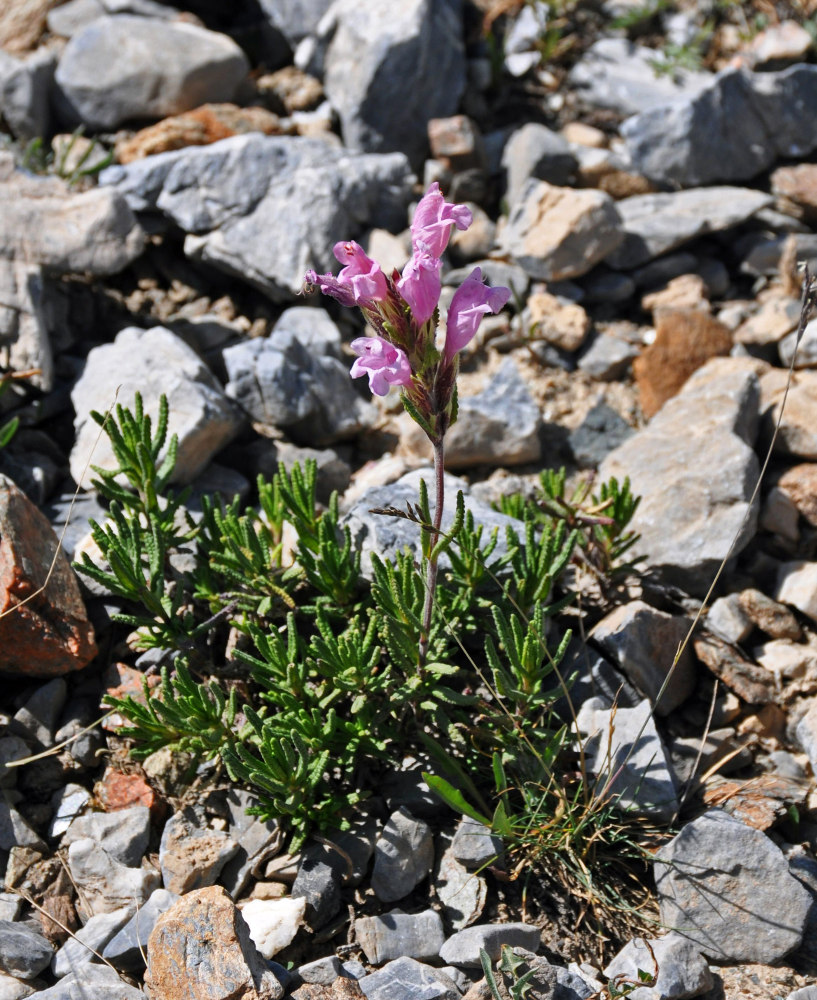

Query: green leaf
[422,772,491,826]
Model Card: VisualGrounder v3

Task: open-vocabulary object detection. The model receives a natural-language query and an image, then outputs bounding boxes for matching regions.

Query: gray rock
[0,802,46,852]
[67,838,161,918]
[159,807,239,896]
[789,989,817,1000]
[578,332,639,383]
[450,818,503,870]
[577,698,679,823]
[779,317,817,369]
[0,971,32,1000]
[52,907,131,977]
[599,358,760,596]
[603,933,713,1000]
[296,955,344,985]
[101,888,178,970]
[0,921,53,979]
[502,123,577,206]
[356,909,445,965]
[569,37,712,116]
[49,784,91,839]
[623,65,817,188]
[500,179,623,281]
[54,15,249,129]
[0,896,22,923]
[555,636,641,716]
[568,402,634,467]
[370,807,434,903]
[342,469,523,578]
[591,602,695,716]
[359,957,460,1000]
[62,806,150,868]
[100,133,414,301]
[319,0,465,167]
[0,47,55,140]
[435,842,486,930]
[0,170,144,277]
[219,789,282,898]
[445,359,541,469]
[605,187,772,270]
[70,325,244,489]
[654,809,812,961]
[706,594,753,644]
[439,922,540,967]
[48,0,176,36]
[11,678,66,747]
[291,843,343,930]
[23,963,145,999]
[272,306,343,360]
[259,0,334,46]
[223,329,368,445]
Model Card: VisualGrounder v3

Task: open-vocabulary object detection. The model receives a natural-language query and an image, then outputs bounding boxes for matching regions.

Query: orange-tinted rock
[145,886,283,1000]
[292,982,365,999]
[777,463,817,526]
[97,767,160,818]
[0,476,96,677]
[428,115,485,172]
[634,310,733,418]
[116,104,286,164]
[772,163,817,220]
[641,274,708,317]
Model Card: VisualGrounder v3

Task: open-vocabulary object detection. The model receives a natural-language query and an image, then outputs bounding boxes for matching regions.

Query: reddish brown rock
[97,767,161,819]
[772,163,817,222]
[256,67,323,113]
[145,886,283,1000]
[101,661,161,731]
[634,310,733,418]
[116,104,286,164]
[0,476,96,676]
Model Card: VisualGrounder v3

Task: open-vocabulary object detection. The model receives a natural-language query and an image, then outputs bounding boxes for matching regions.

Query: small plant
[80,180,654,948]
[22,126,113,185]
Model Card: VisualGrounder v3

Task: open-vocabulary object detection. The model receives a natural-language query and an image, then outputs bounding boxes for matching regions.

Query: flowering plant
[306,183,510,659]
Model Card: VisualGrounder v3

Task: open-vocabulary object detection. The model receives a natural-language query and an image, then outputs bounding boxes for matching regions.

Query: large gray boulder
[100,133,414,301]
[0,46,54,139]
[655,809,812,962]
[316,0,466,166]
[568,37,712,116]
[605,187,773,270]
[70,326,244,489]
[54,15,249,128]
[259,0,334,46]
[600,357,760,596]
[623,64,817,187]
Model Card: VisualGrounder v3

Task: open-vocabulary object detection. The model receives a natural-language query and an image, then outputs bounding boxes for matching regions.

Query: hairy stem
[419,438,445,665]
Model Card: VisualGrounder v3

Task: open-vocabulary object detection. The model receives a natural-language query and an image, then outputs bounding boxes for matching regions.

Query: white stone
[239,896,306,959]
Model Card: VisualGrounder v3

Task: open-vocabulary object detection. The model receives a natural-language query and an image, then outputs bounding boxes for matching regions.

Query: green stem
[419,437,445,665]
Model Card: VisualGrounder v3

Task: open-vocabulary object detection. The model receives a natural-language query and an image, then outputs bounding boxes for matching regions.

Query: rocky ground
[5,0,817,998]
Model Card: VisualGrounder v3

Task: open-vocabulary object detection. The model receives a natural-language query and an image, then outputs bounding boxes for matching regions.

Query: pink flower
[444,268,511,362]
[304,268,357,308]
[396,246,441,326]
[411,182,472,258]
[333,240,388,303]
[350,335,412,396]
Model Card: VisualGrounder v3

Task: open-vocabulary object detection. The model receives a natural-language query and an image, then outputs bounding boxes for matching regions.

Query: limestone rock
[623,65,817,188]
[70,325,243,489]
[144,886,284,1000]
[67,838,160,918]
[500,179,623,281]
[370,808,433,904]
[0,476,96,678]
[55,15,250,129]
[159,808,239,895]
[606,187,772,270]
[317,0,465,167]
[654,809,811,961]
[600,358,761,595]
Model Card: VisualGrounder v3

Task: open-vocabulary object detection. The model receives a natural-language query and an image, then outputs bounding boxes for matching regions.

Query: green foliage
[22,127,113,185]
[82,392,648,902]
